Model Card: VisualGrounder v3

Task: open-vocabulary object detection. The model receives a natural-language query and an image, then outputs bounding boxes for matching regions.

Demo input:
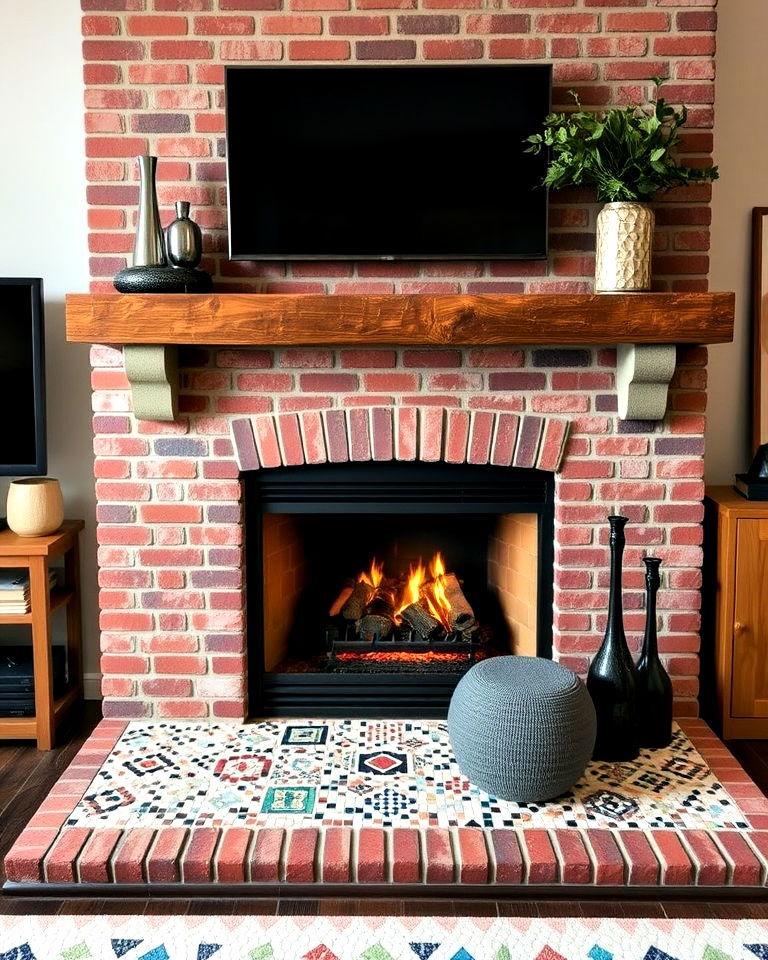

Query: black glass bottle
[636,556,673,748]
[587,515,639,762]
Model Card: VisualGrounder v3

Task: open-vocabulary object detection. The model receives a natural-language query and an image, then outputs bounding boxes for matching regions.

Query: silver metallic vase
[165,201,203,269]
[133,155,166,268]
[595,201,654,292]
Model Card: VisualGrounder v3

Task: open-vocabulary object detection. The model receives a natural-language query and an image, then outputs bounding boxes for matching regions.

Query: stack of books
[0,569,57,615]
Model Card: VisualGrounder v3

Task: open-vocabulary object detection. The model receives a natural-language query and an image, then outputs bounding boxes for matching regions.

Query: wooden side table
[705,488,768,739]
[0,520,84,749]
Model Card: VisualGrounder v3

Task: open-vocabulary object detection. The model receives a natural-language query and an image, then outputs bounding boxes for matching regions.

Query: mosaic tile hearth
[64,719,747,833]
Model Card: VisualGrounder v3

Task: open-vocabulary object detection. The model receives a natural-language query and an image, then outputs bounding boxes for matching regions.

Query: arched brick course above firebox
[230,408,570,475]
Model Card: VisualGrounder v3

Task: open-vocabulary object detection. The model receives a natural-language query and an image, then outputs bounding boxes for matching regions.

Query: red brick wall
[92,343,706,720]
[83,1,714,719]
[82,0,716,294]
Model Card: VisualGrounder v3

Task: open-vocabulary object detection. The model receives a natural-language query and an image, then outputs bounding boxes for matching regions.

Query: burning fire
[425,552,452,631]
[359,558,384,589]
[332,549,479,644]
[357,552,455,630]
[393,560,427,621]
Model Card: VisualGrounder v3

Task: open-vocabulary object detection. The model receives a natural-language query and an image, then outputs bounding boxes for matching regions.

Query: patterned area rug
[2,915,768,960]
[64,719,746,832]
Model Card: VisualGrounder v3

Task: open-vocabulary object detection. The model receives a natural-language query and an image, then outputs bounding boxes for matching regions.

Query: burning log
[442,573,479,635]
[358,586,396,641]
[341,580,375,620]
[400,600,443,640]
[329,583,354,618]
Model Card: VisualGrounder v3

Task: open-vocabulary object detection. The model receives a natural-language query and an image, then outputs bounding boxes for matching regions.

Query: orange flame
[394,561,427,622]
[359,558,384,589]
[425,551,452,630]
[353,552,454,631]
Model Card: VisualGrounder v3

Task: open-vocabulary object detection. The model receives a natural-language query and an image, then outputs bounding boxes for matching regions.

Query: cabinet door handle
[734,621,747,636]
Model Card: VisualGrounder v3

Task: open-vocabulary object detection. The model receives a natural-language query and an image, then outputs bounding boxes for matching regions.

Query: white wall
[708,0,768,482]
[0,1,98,695]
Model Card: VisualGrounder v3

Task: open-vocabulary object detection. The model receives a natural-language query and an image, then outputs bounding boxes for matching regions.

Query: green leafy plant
[525,80,718,203]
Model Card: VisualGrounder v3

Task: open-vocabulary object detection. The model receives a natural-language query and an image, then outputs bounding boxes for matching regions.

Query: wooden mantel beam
[65,291,734,422]
[66,292,734,346]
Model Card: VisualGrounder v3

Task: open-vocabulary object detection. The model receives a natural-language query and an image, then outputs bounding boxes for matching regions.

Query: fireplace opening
[245,461,554,717]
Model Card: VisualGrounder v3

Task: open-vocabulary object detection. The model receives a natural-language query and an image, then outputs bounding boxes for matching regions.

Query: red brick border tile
[650,830,694,886]
[250,826,285,883]
[490,829,524,884]
[585,829,626,886]
[392,828,421,883]
[285,826,318,883]
[457,827,489,884]
[553,829,592,884]
[78,827,124,883]
[44,828,92,883]
[715,831,764,886]
[321,826,352,883]
[680,830,728,886]
[215,826,252,883]
[425,828,454,884]
[111,827,155,884]
[615,831,660,886]
[147,827,188,883]
[181,827,220,883]
[4,828,61,883]
[521,829,558,884]
[357,826,386,883]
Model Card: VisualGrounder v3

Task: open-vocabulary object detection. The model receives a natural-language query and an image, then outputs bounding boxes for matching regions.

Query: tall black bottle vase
[586,515,640,762]
[636,556,673,748]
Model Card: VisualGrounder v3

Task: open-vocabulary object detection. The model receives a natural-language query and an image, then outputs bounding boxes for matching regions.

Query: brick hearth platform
[6,716,768,895]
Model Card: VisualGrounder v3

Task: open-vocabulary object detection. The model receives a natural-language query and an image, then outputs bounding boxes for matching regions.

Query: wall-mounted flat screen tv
[225,64,551,261]
[0,278,46,476]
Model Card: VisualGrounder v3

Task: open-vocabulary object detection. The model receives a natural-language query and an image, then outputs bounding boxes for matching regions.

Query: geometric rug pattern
[64,719,747,832]
[2,915,768,960]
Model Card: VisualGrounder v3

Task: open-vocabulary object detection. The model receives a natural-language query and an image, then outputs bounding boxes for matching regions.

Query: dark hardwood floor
[2,703,768,918]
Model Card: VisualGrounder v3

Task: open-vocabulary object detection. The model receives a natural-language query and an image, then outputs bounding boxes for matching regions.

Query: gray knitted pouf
[447,656,596,802]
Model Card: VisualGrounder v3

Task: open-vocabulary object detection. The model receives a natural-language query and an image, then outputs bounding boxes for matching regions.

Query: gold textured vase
[6,478,64,537]
[595,201,654,292]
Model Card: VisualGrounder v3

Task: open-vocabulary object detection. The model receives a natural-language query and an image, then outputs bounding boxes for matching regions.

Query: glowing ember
[335,650,487,665]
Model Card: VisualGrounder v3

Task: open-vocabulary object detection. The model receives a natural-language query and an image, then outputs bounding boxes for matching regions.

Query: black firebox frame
[245,460,555,718]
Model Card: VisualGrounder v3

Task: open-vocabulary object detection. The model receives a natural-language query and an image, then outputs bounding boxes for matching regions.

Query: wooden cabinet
[0,520,84,750]
[707,488,768,738]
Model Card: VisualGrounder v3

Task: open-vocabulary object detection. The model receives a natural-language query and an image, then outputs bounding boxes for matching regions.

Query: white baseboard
[83,673,102,701]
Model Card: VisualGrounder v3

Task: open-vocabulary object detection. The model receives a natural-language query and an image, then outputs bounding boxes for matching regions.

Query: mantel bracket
[123,345,178,422]
[616,344,677,421]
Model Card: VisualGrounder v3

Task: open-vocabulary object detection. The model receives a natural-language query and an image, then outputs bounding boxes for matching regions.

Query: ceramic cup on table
[6,477,64,537]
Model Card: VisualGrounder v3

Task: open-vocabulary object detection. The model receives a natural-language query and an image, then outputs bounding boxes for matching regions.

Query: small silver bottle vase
[134,155,166,267]
[165,201,203,269]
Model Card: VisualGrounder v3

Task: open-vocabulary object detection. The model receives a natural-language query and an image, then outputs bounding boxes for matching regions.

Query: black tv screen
[225,64,551,261]
[0,278,46,476]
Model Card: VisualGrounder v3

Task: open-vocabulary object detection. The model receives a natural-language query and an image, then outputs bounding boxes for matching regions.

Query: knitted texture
[447,656,597,803]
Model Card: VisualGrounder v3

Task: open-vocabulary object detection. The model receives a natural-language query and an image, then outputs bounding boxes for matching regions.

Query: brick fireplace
[79,0,719,722]
[90,338,708,721]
